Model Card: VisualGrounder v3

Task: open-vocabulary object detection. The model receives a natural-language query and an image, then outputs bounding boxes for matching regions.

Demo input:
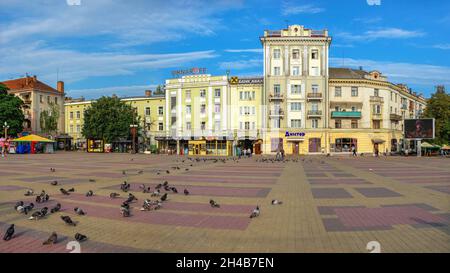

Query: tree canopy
[40,103,60,136]
[82,96,139,143]
[423,85,450,145]
[0,83,25,137]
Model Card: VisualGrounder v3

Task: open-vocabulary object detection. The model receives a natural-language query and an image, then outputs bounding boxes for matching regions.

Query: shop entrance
[292,142,300,154]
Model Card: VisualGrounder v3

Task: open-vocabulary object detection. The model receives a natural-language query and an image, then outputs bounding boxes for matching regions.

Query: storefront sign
[171,67,207,77]
[229,77,263,85]
[285,132,306,137]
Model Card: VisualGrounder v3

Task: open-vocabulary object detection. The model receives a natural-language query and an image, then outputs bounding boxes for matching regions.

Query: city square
[0,153,448,253]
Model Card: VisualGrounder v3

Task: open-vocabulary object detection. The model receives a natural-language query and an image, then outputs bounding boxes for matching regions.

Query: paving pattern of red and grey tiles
[0,152,449,252]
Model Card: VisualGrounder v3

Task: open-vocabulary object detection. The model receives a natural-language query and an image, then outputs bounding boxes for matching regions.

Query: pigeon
[138,170,144,174]
[155,183,162,190]
[125,193,138,203]
[139,184,146,190]
[35,195,42,203]
[50,203,61,213]
[74,207,86,215]
[160,193,168,202]
[50,168,55,172]
[120,181,130,192]
[61,215,76,226]
[14,201,24,210]
[157,172,160,175]
[68,188,75,192]
[154,201,162,210]
[164,185,171,192]
[185,168,189,171]
[249,206,260,218]
[110,192,120,198]
[163,181,169,186]
[3,224,15,241]
[271,199,283,205]
[151,189,160,197]
[29,207,48,220]
[166,170,170,174]
[140,199,152,211]
[120,203,130,217]
[44,194,50,202]
[75,233,88,242]
[89,179,96,182]
[51,181,58,186]
[22,203,35,214]
[60,188,70,195]
[143,186,151,193]
[171,187,178,194]
[209,199,220,208]
[24,189,34,196]
[85,190,94,197]
[183,189,189,195]
[43,232,58,245]
[122,170,126,175]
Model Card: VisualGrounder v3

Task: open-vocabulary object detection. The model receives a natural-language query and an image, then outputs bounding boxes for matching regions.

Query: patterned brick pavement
[0,152,449,252]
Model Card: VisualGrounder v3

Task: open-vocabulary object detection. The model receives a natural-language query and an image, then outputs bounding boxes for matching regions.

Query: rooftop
[1,75,60,94]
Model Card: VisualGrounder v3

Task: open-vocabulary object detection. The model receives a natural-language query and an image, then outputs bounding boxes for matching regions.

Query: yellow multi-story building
[64,90,166,151]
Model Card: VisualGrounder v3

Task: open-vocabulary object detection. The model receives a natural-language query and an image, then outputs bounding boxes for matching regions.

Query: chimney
[57,81,64,93]
[32,75,37,82]
[145,90,152,97]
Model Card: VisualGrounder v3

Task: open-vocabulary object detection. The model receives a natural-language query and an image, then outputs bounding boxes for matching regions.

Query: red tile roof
[1,76,59,93]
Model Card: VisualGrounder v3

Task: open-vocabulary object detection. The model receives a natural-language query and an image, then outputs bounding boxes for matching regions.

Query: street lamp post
[3,122,9,139]
[130,124,138,154]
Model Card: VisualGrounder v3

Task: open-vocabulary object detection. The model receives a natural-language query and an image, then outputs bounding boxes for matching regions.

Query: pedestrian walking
[352,145,357,157]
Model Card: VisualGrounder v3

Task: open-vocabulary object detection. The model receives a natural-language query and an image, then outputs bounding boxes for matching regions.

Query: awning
[13,134,54,143]
[442,145,450,150]
[286,138,305,142]
[372,139,385,144]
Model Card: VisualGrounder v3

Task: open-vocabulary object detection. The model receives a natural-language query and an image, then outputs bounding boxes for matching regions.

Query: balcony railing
[371,113,383,120]
[370,96,384,103]
[390,113,402,121]
[269,110,284,116]
[331,111,361,119]
[307,93,323,100]
[307,110,322,117]
[269,93,284,101]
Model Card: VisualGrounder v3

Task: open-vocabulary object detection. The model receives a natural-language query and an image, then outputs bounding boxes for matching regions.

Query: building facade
[1,75,65,136]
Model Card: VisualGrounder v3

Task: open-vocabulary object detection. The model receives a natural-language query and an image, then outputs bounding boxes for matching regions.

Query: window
[214,104,220,113]
[158,107,163,116]
[200,89,206,97]
[373,120,380,129]
[70,125,73,133]
[186,122,191,130]
[158,123,163,131]
[390,92,393,101]
[373,105,381,114]
[311,49,319,59]
[273,49,281,59]
[291,119,301,128]
[390,106,393,113]
[335,106,341,111]
[273,119,280,129]
[292,66,300,76]
[311,102,318,111]
[271,138,283,152]
[40,95,43,103]
[312,119,318,129]
[351,106,356,112]
[145,107,150,116]
[54,97,58,104]
[200,104,206,114]
[239,122,243,130]
[252,106,255,115]
[201,122,206,130]
[274,84,281,96]
[76,111,80,119]
[311,66,319,76]
[335,119,342,129]
[291,84,301,94]
[215,121,221,131]
[70,112,73,119]
[47,96,51,103]
[292,49,299,59]
[335,87,342,97]
[186,105,191,114]
[214,89,221,98]
[351,87,358,97]
[291,102,301,111]
[252,122,256,130]
[312,84,319,93]
[76,125,80,133]
[244,122,250,130]
[186,91,191,100]
[273,67,281,76]
[334,138,357,153]
[351,120,358,129]
[374,88,379,97]
[240,91,254,100]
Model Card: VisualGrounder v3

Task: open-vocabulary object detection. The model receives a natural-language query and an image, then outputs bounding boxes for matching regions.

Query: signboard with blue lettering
[285,132,306,137]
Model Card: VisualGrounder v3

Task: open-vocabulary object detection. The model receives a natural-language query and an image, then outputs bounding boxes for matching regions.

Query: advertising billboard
[404,119,435,139]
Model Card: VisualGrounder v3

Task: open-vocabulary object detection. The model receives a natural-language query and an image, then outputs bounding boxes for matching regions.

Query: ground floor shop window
[308,138,321,153]
[334,138,357,152]
[271,138,283,152]
[391,139,398,152]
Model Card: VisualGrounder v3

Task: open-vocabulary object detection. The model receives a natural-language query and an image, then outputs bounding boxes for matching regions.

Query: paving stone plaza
[0,153,449,253]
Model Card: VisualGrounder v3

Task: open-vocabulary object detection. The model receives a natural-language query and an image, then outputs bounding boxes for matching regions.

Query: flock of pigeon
[3,156,285,247]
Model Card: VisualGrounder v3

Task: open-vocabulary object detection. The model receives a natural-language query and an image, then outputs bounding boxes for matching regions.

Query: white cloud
[224,48,263,53]
[432,44,450,50]
[68,85,157,99]
[0,42,218,83]
[218,59,263,70]
[281,1,324,15]
[337,28,425,42]
[330,57,450,86]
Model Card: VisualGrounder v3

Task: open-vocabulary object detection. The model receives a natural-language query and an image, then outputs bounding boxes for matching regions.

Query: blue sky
[1,0,449,99]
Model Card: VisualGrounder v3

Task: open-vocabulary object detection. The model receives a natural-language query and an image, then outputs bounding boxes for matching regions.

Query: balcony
[371,113,383,120]
[331,111,361,119]
[307,110,322,118]
[269,93,284,101]
[269,109,284,118]
[390,113,402,121]
[370,96,384,103]
[307,93,323,100]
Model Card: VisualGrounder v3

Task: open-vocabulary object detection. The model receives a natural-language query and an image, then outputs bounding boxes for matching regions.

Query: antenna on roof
[285,20,289,29]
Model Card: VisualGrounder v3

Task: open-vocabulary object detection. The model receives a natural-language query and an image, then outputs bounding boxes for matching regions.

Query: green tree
[154,85,165,95]
[39,103,60,136]
[0,83,25,137]
[422,85,450,145]
[82,96,140,143]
